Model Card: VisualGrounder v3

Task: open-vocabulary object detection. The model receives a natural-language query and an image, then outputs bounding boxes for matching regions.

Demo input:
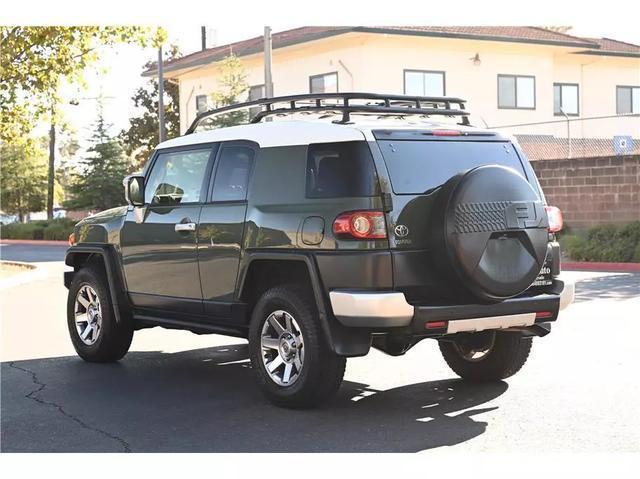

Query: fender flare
[238,251,371,357]
[65,244,130,324]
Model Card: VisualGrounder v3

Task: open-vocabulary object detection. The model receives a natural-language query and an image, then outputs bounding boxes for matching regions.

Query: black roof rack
[185,92,470,134]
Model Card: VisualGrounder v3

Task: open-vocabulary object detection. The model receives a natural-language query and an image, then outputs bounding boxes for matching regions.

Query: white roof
[157,118,498,150]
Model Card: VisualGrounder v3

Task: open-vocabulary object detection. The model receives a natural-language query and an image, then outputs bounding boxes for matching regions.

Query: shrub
[1,218,75,241]
[560,221,640,263]
[43,224,71,240]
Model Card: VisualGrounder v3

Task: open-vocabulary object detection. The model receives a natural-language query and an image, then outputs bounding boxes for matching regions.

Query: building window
[309,72,338,94]
[248,84,265,119]
[554,83,579,116]
[498,74,536,109]
[404,70,445,96]
[617,86,640,114]
[196,94,208,114]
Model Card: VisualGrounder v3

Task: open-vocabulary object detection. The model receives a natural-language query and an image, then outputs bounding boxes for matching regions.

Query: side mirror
[124,175,145,207]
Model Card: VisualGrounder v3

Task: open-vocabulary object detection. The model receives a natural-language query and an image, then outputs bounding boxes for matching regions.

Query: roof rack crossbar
[185,92,470,134]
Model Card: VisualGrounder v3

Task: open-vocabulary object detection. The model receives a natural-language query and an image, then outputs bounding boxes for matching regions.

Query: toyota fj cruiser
[64,93,574,408]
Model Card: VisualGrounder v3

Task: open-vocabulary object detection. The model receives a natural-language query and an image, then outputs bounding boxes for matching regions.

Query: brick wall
[531,155,640,228]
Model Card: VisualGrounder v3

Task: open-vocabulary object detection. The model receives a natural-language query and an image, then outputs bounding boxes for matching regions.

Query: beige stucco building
[146,27,640,158]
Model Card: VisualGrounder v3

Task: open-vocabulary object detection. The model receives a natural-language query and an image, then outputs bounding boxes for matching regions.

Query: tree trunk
[47,118,55,220]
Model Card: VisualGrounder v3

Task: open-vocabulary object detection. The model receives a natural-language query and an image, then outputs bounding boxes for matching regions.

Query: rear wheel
[439,331,532,381]
[248,284,346,408]
[67,264,133,362]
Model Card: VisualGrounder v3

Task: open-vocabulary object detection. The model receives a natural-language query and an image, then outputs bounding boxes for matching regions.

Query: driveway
[1,243,639,452]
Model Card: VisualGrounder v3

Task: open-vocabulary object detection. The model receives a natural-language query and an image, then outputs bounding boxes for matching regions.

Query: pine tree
[65,104,129,212]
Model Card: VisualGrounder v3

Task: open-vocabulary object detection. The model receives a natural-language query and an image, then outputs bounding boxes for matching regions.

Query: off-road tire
[67,264,133,362]
[439,332,532,381]
[249,284,346,408]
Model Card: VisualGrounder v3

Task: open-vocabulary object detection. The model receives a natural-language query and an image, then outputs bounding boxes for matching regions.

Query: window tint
[211,146,255,202]
[554,83,579,115]
[377,140,526,195]
[310,72,338,93]
[617,86,639,114]
[146,148,212,205]
[404,70,445,96]
[306,142,378,198]
[498,75,535,109]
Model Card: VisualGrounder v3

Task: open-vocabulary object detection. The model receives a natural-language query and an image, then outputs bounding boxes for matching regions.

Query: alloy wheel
[260,310,305,386]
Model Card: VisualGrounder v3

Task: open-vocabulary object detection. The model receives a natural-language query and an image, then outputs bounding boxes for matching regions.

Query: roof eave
[142,28,355,78]
[351,26,600,49]
[571,50,640,58]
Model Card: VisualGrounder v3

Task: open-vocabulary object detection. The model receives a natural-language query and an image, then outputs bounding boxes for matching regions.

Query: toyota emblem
[394,224,409,237]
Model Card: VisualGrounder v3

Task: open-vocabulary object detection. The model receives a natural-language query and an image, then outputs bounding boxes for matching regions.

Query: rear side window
[211,146,255,202]
[306,141,378,198]
[377,140,527,195]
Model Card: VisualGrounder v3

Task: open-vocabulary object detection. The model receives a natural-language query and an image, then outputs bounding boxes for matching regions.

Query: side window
[211,146,255,202]
[306,141,378,198]
[145,148,212,206]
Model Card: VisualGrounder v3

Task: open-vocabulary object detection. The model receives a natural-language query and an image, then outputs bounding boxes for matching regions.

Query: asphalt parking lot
[1,243,639,452]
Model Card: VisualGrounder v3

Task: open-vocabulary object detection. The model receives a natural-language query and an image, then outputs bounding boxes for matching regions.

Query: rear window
[306,141,378,198]
[377,140,526,194]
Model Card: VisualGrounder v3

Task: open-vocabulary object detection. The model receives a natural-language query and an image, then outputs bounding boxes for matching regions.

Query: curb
[0,260,47,290]
[0,239,68,246]
[563,261,640,273]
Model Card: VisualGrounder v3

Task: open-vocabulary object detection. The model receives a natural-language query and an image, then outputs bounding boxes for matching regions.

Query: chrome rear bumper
[329,277,575,331]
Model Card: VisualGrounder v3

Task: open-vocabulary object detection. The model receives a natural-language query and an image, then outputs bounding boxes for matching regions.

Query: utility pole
[264,26,274,98]
[158,45,166,142]
[47,103,56,220]
[201,26,207,51]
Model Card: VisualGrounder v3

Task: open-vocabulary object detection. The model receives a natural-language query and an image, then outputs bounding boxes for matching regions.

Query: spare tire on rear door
[430,165,549,302]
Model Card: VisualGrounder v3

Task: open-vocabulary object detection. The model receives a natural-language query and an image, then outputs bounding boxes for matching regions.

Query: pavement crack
[7,361,132,452]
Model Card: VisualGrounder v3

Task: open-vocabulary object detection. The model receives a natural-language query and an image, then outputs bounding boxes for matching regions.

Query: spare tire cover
[430,165,549,302]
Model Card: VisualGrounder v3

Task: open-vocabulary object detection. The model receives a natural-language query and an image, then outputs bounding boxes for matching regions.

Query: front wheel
[248,284,346,408]
[67,264,133,362]
[439,331,532,381]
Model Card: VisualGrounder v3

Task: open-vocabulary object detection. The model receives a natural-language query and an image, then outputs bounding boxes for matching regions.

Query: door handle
[175,222,196,232]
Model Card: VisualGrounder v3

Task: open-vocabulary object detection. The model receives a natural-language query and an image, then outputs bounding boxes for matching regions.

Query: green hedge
[561,221,640,263]
[1,218,76,241]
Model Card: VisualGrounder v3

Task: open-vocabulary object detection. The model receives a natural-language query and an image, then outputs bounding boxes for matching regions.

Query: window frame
[206,140,258,204]
[616,85,640,114]
[195,94,209,114]
[309,71,339,94]
[143,143,218,207]
[554,82,580,116]
[497,74,537,110]
[403,69,447,96]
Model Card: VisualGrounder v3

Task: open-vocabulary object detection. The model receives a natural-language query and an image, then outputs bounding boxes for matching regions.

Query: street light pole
[158,45,166,143]
[264,26,273,98]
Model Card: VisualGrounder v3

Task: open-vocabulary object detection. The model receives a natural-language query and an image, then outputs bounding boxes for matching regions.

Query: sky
[57,23,640,150]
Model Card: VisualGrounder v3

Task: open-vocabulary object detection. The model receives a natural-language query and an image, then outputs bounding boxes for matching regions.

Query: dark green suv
[64,93,574,408]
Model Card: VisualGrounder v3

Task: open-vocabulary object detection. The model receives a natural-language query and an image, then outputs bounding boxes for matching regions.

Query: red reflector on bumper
[425,321,447,329]
[535,311,553,319]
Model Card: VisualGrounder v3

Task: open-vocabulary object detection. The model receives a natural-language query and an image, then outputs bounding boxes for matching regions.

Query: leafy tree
[0,26,165,143]
[64,106,129,212]
[120,45,181,171]
[0,139,48,223]
[199,55,249,130]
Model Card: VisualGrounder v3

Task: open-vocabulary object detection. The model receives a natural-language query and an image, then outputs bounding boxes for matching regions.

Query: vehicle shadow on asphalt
[2,344,507,453]
[573,273,640,303]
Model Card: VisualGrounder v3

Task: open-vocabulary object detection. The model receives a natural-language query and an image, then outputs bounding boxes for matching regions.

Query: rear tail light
[425,320,447,330]
[545,206,563,233]
[535,311,553,319]
[333,211,387,240]
[68,233,76,246]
